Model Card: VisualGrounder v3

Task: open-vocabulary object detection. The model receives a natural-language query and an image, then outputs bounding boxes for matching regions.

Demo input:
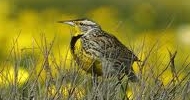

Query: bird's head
[58,18,100,36]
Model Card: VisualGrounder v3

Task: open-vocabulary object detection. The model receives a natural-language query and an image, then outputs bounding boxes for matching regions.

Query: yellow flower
[0,67,29,86]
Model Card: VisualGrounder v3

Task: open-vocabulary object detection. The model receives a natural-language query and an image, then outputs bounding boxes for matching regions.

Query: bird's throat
[73,26,82,36]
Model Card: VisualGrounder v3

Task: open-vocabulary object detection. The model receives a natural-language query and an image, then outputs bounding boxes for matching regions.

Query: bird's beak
[57,20,75,26]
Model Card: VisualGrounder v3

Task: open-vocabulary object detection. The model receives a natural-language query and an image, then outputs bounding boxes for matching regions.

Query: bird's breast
[70,35,102,75]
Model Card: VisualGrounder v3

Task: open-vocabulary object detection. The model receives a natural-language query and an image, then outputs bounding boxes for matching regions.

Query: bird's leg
[91,65,98,100]
[116,74,129,100]
[118,74,125,91]
[116,74,125,86]
[91,63,98,86]
[92,70,98,87]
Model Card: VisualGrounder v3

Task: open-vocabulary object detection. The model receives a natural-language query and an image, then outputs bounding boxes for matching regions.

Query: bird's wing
[82,29,139,60]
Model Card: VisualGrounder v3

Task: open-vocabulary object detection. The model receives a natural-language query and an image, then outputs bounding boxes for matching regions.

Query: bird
[58,18,140,82]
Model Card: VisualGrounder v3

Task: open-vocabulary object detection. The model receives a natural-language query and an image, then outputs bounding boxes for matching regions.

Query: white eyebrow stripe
[82,20,96,25]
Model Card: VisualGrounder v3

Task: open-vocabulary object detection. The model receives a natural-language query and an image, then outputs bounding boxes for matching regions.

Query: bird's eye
[79,23,84,25]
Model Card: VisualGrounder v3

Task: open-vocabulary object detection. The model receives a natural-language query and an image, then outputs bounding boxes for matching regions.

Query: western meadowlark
[58,18,140,82]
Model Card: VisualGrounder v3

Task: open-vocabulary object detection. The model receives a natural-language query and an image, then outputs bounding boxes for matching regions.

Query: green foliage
[0,36,189,100]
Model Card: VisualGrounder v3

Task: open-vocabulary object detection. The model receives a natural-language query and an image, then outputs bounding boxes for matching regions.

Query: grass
[0,34,190,100]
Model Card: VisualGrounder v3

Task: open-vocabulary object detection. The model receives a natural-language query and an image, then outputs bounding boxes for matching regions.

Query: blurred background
[0,0,190,85]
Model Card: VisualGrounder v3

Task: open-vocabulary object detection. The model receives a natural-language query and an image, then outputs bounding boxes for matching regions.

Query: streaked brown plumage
[58,18,139,82]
